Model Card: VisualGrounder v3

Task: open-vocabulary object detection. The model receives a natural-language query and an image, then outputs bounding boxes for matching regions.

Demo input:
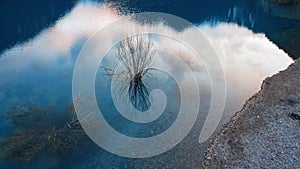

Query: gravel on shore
[203,59,300,168]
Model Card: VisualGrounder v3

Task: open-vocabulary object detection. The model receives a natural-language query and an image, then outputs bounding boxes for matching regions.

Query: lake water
[0,0,298,168]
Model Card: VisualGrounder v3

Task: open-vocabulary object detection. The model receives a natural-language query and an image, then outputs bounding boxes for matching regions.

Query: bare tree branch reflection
[102,34,156,111]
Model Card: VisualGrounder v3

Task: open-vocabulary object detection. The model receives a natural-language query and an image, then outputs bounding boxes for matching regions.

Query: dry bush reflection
[102,34,156,111]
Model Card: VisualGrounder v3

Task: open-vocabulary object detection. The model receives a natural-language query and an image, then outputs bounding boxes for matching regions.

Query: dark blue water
[107,0,300,58]
[0,0,76,54]
[1,0,299,58]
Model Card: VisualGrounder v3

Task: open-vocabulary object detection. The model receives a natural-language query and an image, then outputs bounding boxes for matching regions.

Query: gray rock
[203,59,300,168]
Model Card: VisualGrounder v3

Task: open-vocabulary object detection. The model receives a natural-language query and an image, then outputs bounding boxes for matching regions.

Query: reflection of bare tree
[0,98,97,162]
[102,34,155,111]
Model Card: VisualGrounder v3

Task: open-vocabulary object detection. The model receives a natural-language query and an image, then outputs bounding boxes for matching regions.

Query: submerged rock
[270,0,299,5]
[203,58,300,168]
[289,113,300,120]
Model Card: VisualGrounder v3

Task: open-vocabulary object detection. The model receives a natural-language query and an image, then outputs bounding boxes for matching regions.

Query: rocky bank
[203,59,300,168]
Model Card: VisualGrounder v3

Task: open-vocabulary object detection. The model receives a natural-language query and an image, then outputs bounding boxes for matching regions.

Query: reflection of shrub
[0,101,86,162]
[102,34,156,111]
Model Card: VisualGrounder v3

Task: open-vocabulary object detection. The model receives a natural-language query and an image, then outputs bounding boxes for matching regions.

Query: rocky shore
[203,58,300,168]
